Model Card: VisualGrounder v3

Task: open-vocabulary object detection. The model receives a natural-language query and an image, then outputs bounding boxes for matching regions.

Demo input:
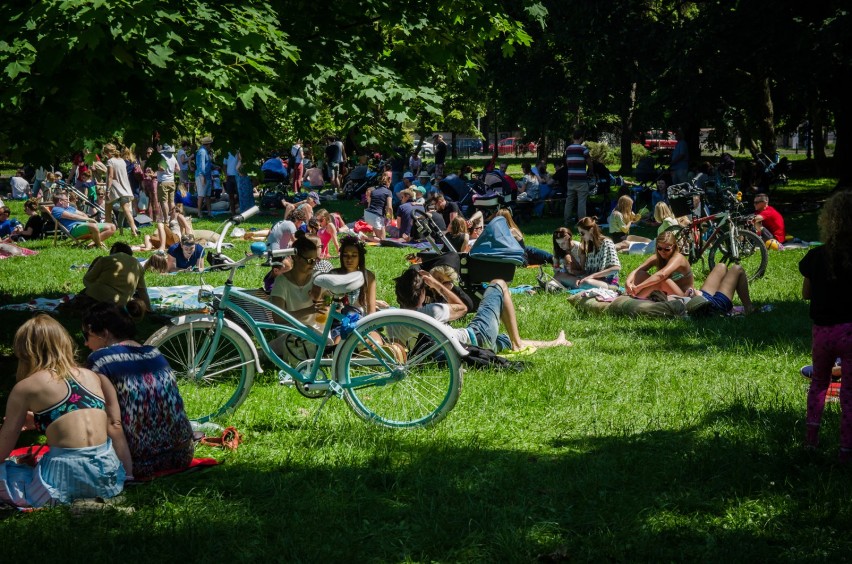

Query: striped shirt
[564,143,590,180]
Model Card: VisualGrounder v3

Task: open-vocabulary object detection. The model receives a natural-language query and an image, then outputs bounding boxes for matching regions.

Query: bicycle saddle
[314,271,364,295]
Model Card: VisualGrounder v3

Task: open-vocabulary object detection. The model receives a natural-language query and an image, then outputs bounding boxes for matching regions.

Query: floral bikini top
[33,376,106,433]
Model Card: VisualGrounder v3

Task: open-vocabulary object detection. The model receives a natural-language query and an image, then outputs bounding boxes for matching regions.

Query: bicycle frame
[683,210,736,262]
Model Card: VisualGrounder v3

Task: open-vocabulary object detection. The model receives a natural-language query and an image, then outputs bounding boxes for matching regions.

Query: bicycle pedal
[328,380,344,396]
[279,373,295,387]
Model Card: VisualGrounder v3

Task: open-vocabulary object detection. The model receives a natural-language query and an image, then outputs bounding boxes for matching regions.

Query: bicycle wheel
[146,321,256,423]
[335,314,462,429]
[708,228,768,281]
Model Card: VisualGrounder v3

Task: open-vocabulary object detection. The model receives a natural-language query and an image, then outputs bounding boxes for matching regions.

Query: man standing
[563,129,591,224]
[753,194,786,243]
[225,149,240,214]
[670,129,689,184]
[325,136,346,193]
[195,136,214,217]
[433,134,448,179]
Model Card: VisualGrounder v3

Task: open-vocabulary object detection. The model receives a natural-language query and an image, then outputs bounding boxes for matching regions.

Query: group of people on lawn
[0,127,847,511]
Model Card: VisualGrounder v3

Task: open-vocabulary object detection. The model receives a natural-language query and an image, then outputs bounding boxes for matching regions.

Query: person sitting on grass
[552,227,583,274]
[83,303,194,481]
[63,242,151,315]
[625,231,694,298]
[493,208,553,265]
[0,315,125,508]
[446,216,471,253]
[329,235,379,314]
[51,192,116,248]
[167,234,205,272]
[555,217,620,289]
[608,195,652,252]
[394,268,571,353]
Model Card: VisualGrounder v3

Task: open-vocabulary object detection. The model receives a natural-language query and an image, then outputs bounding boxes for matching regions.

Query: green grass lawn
[0,181,850,561]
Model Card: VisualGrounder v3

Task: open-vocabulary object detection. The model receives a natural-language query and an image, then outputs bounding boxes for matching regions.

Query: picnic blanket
[8,446,218,484]
[0,242,39,259]
[0,285,224,315]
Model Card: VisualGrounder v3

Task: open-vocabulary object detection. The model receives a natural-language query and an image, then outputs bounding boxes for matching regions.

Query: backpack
[461,344,527,371]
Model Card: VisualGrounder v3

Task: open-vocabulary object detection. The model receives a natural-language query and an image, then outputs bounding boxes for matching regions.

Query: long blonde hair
[818,190,852,279]
[495,208,523,242]
[14,315,79,382]
[615,195,641,223]
[654,201,675,223]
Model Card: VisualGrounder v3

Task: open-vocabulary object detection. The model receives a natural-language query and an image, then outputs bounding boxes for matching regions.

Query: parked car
[412,139,434,157]
[454,138,484,154]
[488,137,537,155]
[641,130,677,151]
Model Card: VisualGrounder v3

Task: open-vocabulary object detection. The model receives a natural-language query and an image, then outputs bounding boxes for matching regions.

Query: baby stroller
[438,175,478,217]
[417,215,525,309]
[341,162,382,200]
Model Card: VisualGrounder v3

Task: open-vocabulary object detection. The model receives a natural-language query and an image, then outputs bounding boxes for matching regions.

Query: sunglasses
[297,254,317,266]
[81,329,91,341]
[658,246,674,252]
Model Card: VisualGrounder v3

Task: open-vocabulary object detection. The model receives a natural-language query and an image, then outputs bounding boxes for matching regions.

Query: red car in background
[641,130,677,151]
[489,137,537,155]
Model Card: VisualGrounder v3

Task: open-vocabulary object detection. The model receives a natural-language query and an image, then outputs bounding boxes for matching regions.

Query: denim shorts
[700,290,733,313]
[467,284,511,352]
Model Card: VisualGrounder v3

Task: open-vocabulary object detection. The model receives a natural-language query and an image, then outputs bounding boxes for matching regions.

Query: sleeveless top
[33,376,106,433]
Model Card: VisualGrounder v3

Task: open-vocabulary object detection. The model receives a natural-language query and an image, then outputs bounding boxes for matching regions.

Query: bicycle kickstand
[312,380,344,425]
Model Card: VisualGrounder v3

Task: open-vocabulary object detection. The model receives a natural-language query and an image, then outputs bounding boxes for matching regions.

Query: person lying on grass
[625,231,694,298]
[394,268,571,353]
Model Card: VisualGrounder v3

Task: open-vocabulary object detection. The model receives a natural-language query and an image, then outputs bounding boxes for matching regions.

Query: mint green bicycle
[145,208,466,429]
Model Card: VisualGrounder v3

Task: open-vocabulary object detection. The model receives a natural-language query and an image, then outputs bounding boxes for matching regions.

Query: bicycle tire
[335,314,462,429]
[708,228,768,281]
[146,321,256,423]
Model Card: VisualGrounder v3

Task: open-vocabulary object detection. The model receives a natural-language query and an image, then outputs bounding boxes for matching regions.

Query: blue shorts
[700,290,733,313]
[467,284,511,352]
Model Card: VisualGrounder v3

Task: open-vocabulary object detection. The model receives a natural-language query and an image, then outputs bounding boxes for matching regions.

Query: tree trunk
[450,131,458,160]
[809,96,826,175]
[619,76,638,175]
[758,76,776,157]
[835,102,852,189]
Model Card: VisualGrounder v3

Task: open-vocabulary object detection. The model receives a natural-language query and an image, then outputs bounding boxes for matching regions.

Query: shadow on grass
[2,402,851,561]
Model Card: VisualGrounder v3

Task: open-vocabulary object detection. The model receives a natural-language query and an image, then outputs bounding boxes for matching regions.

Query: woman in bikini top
[625,231,694,298]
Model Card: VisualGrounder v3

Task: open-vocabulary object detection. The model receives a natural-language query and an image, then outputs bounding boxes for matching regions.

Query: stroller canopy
[438,175,471,203]
[469,216,525,265]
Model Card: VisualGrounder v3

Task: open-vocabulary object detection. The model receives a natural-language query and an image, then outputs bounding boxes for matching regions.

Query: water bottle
[190,421,223,434]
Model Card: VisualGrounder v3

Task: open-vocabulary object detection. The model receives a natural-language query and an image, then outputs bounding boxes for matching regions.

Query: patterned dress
[87,344,194,479]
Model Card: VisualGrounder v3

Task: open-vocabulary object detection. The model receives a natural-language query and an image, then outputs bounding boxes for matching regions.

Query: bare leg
[491,280,572,350]
[699,263,729,295]
[717,264,753,313]
[197,196,204,217]
[176,213,192,236]
[87,224,102,247]
[155,222,167,252]
[121,202,138,236]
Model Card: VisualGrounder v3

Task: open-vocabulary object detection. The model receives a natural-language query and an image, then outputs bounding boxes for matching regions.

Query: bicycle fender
[351,309,469,357]
[166,314,263,373]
